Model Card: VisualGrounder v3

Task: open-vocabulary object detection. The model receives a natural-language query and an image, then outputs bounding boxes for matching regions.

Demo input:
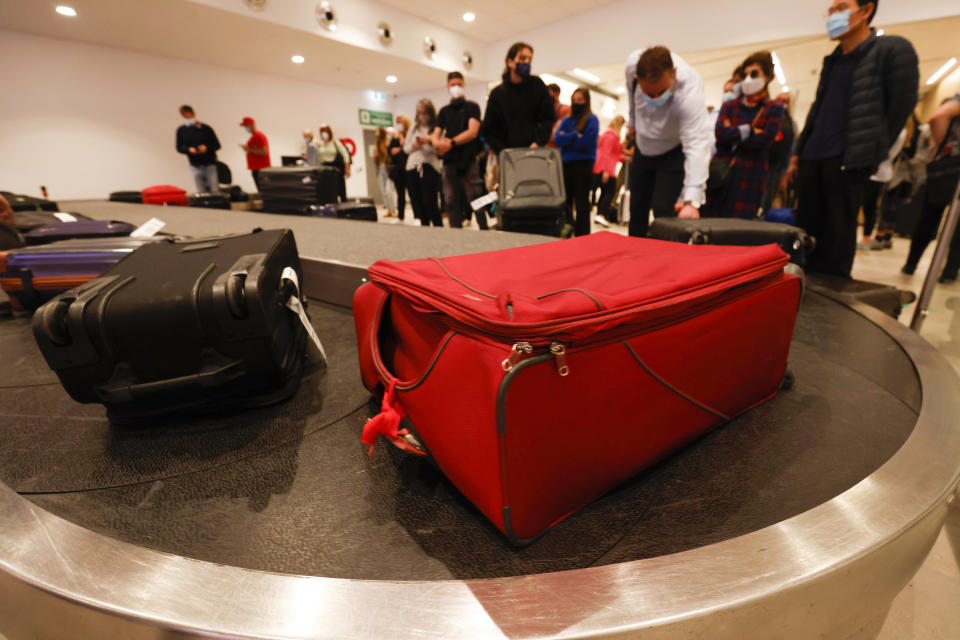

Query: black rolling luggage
[13,210,90,233]
[498,148,566,236]
[190,192,231,210]
[109,191,144,203]
[32,229,312,423]
[806,273,915,319]
[306,202,377,221]
[258,167,341,214]
[648,217,815,268]
[1,191,59,212]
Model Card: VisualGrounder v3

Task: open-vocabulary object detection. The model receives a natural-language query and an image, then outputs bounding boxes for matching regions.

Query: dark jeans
[251,169,261,191]
[442,161,488,230]
[596,173,618,222]
[628,145,685,237]
[390,171,407,219]
[407,165,442,227]
[563,160,594,237]
[862,179,884,237]
[795,157,869,277]
[905,193,960,275]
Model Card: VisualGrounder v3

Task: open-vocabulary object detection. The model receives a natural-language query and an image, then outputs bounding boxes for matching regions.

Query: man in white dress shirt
[625,46,713,236]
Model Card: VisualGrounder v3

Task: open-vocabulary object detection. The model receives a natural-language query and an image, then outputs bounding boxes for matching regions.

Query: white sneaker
[593,214,610,227]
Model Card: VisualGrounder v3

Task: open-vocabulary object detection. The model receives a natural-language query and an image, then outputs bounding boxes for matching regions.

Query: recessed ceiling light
[291,55,305,64]
[55,5,77,17]
[463,12,475,22]
[615,86,626,94]
[386,75,398,84]
[876,29,884,36]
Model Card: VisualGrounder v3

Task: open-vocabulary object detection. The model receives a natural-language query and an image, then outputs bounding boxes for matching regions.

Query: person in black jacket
[176,105,222,194]
[479,42,555,153]
[786,0,918,277]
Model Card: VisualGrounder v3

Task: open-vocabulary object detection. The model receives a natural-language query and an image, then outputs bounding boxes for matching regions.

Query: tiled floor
[379,207,960,638]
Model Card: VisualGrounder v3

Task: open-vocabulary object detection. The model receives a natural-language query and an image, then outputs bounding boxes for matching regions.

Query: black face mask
[571,104,587,119]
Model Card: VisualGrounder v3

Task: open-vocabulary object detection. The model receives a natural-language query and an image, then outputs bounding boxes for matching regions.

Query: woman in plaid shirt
[703,51,785,219]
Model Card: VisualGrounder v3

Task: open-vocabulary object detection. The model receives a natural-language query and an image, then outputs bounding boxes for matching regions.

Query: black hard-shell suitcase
[648,217,815,268]
[1,191,59,212]
[498,148,566,236]
[32,229,309,423]
[190,192,231,210]
[109,191,144,203]
[259,167,340,213]
[306,202,377,221]
[25,220,137,244]
[13,211,91,233]
[806,273,916,319]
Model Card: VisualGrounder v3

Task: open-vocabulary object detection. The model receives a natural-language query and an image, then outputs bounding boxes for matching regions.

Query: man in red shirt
[239,116,270,189]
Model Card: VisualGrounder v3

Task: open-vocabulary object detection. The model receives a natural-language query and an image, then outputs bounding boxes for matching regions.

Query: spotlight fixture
[377,22,393,45]
[423,37,437,60]
[55,5,77,16]
[876,29,884,36]
[291,55,305,64]
[244,0,267,11]
[386,75,398,84]
[316,1,336,30]
[463,12,476,22]
[462,51,474,70]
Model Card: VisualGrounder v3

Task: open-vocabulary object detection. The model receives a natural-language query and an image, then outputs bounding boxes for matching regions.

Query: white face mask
[741,75,766,97]
[321,132,331,142]
[243,126,253,134]
[449,85,465,99]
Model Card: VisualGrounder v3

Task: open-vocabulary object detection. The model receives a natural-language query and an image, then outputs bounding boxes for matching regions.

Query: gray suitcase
[498,148,566,236]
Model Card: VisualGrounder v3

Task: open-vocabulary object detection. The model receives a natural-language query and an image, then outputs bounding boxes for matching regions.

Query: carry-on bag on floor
[258,167,340,213]
[24,220,137,245]
[1,237,160,310]
[354,232,802,543]
[109,190,144,203]
[306,202,378,221]
[345,196,375,205]
[33,229,311,423]
[648,217,815,268]
[498,148,566,236]
[805,273,916,319]
[190,192,231,210]
[142,185,188,206]
[0,191,59,212]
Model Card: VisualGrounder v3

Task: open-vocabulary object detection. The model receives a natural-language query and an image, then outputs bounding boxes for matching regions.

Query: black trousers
[905,193,960,275]
[442,161,488,230]
[390,171,407,219]
[628,145,685,237]
[251,169,261,191]
[563,160,594,237]
[407,165,442,227]
[597,173,618,222]
[861,179,883,237]
[795,157,869,277]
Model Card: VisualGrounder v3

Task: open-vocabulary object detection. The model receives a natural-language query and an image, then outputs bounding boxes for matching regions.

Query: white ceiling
[373,0,623,44]
[0,0,457,94]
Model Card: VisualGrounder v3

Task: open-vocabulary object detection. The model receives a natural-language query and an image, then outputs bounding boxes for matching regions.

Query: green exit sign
[359,109,393,128]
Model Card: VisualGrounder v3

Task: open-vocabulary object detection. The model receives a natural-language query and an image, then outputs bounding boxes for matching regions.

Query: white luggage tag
[53,212,78,222]
[281,267,327,364]
[130,217,166,238]
[470,191,498,212]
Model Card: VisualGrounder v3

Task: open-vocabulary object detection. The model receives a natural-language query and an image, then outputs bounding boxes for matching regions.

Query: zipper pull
[551,342,570,377]
[501,342,533,372]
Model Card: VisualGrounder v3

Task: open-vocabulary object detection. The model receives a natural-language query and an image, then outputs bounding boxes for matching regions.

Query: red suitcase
[353,232,802,543]
[142,185,188,206]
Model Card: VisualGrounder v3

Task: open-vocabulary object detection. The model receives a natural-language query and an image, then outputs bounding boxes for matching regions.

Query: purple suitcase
[1,237,156,310]
[24,220,137,245]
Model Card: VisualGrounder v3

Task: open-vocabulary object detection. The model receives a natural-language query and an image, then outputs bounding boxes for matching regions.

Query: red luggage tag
[361,379,427,457]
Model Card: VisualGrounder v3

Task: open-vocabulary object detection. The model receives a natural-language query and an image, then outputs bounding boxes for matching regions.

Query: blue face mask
[827,10,852,39]
[722,92,737,103]
[641,89,673,108]
[514,62,531,78]
[184,118,197,126]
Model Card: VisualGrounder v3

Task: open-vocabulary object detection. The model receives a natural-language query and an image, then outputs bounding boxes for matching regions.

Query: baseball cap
[240,116,255,127]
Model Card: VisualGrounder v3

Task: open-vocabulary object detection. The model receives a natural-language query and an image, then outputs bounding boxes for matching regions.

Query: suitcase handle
[96,359,246,403]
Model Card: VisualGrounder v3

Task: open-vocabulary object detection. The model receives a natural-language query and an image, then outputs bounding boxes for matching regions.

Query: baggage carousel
[1,202,959,639]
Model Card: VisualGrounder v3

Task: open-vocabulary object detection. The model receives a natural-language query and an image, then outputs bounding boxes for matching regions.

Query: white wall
[0,30,395,199]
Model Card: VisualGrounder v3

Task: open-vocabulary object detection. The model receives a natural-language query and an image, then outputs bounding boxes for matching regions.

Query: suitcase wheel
[38,298,72,346]
[225,273,249,318]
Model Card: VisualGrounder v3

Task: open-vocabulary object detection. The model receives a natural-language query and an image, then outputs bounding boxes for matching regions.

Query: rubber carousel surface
[0,201,958,640]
